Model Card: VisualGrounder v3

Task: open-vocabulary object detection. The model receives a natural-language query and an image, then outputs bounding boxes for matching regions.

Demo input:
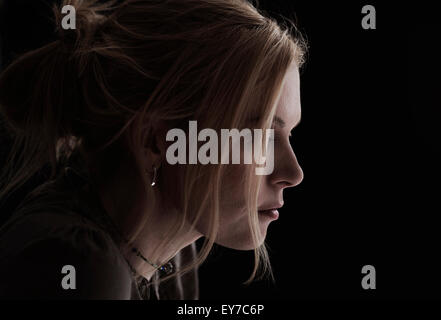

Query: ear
[143,120,169,170]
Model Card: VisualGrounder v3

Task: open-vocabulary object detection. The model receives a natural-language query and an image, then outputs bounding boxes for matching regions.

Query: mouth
[258,206,281,221]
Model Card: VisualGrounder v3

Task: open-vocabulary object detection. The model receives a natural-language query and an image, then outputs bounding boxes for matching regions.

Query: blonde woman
[0,0,306,299]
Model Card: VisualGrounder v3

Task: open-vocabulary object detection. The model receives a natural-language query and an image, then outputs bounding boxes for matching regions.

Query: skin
[98,64,303,280]
[214,65,304,249]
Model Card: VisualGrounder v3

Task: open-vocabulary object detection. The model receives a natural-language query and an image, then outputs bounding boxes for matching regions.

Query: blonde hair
[0,0,306,288]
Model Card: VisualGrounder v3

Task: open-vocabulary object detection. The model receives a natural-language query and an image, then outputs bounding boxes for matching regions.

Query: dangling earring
[150,165,158,187]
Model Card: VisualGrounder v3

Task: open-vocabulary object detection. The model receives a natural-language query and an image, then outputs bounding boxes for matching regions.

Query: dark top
[0,154,199,300]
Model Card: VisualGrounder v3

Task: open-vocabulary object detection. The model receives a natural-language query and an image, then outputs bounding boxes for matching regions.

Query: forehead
[275,66,301,127]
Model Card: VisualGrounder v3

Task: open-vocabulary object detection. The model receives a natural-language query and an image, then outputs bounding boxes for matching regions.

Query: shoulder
[0,211,133,299]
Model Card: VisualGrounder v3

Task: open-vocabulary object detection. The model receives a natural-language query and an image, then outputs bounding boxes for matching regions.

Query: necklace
[131,247,174,275]
[63,165,174,278]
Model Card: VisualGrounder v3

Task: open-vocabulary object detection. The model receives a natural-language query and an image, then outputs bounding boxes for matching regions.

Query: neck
[94,158,202,281]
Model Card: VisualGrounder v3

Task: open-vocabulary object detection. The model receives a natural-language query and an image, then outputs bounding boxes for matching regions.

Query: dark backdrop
[1,0,440,300]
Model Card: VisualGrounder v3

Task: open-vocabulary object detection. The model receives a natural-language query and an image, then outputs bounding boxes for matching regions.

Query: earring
[150,165,158,187]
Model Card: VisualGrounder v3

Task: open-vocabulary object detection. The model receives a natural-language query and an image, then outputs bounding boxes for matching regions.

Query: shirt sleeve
[0,212,133,300]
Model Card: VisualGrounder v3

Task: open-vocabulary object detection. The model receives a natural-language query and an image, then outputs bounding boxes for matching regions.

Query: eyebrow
[273,116,285,128]
[248,115,301,128]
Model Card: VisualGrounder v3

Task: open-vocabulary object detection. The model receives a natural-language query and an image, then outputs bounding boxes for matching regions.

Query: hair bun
[54,0,111,51]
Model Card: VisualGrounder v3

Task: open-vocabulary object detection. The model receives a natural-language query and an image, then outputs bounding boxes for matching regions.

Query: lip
[258,202,283,212]
[258,208,280,220]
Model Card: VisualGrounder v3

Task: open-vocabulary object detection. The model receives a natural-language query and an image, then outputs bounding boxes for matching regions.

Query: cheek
[196,165,250,233]
[160,163,184,210]
[219,164,249,211]
[268,138,293,176]
[257,177,271,203]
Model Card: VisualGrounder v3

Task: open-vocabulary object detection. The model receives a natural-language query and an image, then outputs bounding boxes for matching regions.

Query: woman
[0,0,306,299]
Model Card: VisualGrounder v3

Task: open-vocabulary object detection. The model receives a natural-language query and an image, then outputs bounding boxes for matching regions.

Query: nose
[270,149,304,188]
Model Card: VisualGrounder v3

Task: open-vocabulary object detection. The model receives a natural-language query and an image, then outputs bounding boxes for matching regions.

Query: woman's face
[212,65,304,250]
[159,65,303,250]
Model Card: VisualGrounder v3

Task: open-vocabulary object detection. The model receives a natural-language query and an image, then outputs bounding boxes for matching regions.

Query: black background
[1,0,440,300]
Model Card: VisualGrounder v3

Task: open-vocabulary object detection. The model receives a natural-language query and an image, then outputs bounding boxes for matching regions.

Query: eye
[269,131,286,142]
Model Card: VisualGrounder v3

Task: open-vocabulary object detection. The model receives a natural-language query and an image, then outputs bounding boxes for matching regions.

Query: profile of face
[156,65,303,251]
[213,65,304,250]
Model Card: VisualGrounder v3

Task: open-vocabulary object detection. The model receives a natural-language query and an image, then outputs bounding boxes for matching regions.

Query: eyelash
[269,132,293,142]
